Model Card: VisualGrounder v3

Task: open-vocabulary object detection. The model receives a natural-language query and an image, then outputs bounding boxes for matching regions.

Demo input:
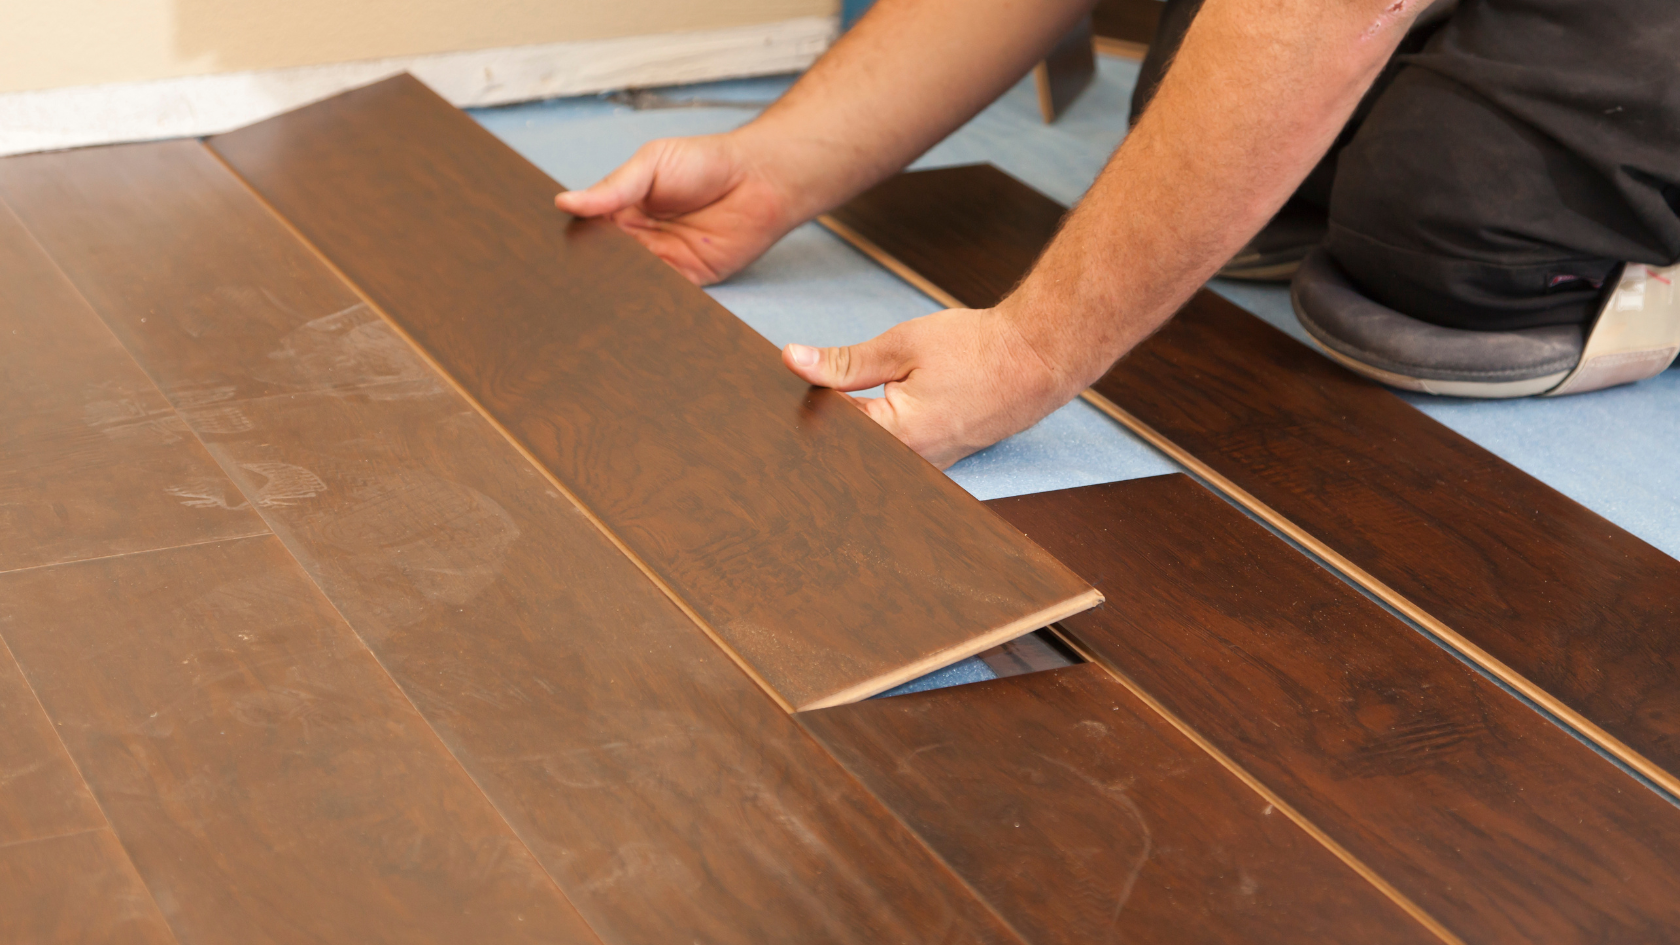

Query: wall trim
[0,16,836,157]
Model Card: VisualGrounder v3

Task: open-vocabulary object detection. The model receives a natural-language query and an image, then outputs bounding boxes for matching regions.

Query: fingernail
[787,344,819,368]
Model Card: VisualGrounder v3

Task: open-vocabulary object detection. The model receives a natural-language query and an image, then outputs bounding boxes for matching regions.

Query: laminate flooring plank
[204,75,1098,710]
[0,829,177,945]
[1,138,1025,945]
[0,199,268,574]
[801,664,1439,945]
[823,162,1680,794]
[989,476,1680,944]
[0,536,600,945]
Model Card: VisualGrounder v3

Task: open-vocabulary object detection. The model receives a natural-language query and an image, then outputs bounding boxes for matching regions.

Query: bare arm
[555,0,1093,282]
[784,0,1428,466]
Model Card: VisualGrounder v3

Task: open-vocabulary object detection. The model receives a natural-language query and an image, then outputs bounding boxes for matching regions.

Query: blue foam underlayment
[472,57,1680,699]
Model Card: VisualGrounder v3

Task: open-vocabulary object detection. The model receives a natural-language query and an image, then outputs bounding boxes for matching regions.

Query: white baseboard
[0,16,836,158]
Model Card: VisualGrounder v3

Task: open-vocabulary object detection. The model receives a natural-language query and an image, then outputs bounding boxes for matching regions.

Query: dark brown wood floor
[821,163,1680,800]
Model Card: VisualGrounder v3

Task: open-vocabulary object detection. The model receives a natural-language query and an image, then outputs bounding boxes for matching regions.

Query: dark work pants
[1133,0,1680,331]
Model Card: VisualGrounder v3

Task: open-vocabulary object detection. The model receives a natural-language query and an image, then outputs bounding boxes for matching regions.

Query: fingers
[614,220,721,285]
[782,333,913,392]
[554,144,662,218]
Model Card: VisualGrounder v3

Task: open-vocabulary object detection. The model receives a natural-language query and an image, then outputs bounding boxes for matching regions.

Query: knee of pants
[1324,68,1622,332]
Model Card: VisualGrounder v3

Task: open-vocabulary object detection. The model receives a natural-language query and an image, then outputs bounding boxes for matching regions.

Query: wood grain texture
[0,199,268,574]
[989,476,1680,945]
[204,74,1098,710]
[1034,15,1097,123]
[823,162,1680,794]
[802,664,1439,945]
[4,138,1025,945]
[0,829,176,945]
[0,536,601,944]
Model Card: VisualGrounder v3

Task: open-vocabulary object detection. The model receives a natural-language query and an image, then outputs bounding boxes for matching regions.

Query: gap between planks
[203,141,801,714]
[816,210,1680,801]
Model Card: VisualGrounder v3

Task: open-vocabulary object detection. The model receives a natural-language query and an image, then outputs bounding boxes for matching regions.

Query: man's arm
[782,0,1429,467]
[555,0,1094,283]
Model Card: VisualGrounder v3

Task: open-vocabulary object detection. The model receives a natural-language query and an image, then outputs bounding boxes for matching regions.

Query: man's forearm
[737,0,1096,223]
[1004,0,1425,389]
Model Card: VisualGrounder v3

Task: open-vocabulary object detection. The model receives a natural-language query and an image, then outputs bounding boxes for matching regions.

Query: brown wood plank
[1033,16,1097,123]
[801,664,1440,945]
[0,829,177,945]
[1,138,1025,945]
[988,475,1680,945]
[202,74,1098,711]
[0,635,105,847]
[1092,0,1162,51]
[0,199,268,574]
[0,535,600,944]
[821,164,1059,313]
[821,162,1680,796]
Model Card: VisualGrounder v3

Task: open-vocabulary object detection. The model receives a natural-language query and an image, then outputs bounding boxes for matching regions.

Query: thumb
[554,150,659,218]
[782,335,911,392]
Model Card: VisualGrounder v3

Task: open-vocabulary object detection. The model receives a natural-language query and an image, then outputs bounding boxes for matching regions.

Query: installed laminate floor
[0,132,1030,944]
[803,664,1440,945]
[0,537,601,944]
[991,476,1680,944]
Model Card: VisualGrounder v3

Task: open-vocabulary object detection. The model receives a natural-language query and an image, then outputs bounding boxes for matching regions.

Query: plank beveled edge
[800,587,1103,709]
[816,170,1680,798]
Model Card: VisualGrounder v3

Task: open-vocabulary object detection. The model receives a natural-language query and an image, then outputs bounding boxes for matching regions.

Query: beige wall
[0,0,833,94]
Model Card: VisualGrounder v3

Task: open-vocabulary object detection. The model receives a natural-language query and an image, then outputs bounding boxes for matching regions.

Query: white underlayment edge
[0,16,837,157]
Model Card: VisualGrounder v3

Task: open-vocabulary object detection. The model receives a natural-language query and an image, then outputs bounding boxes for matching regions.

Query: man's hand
[780,307,1080,468]
[555,134,798,285]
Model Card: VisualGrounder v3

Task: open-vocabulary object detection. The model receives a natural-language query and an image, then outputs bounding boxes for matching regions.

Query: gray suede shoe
[1291,249,1582,397]
[1292,249,1680,397]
